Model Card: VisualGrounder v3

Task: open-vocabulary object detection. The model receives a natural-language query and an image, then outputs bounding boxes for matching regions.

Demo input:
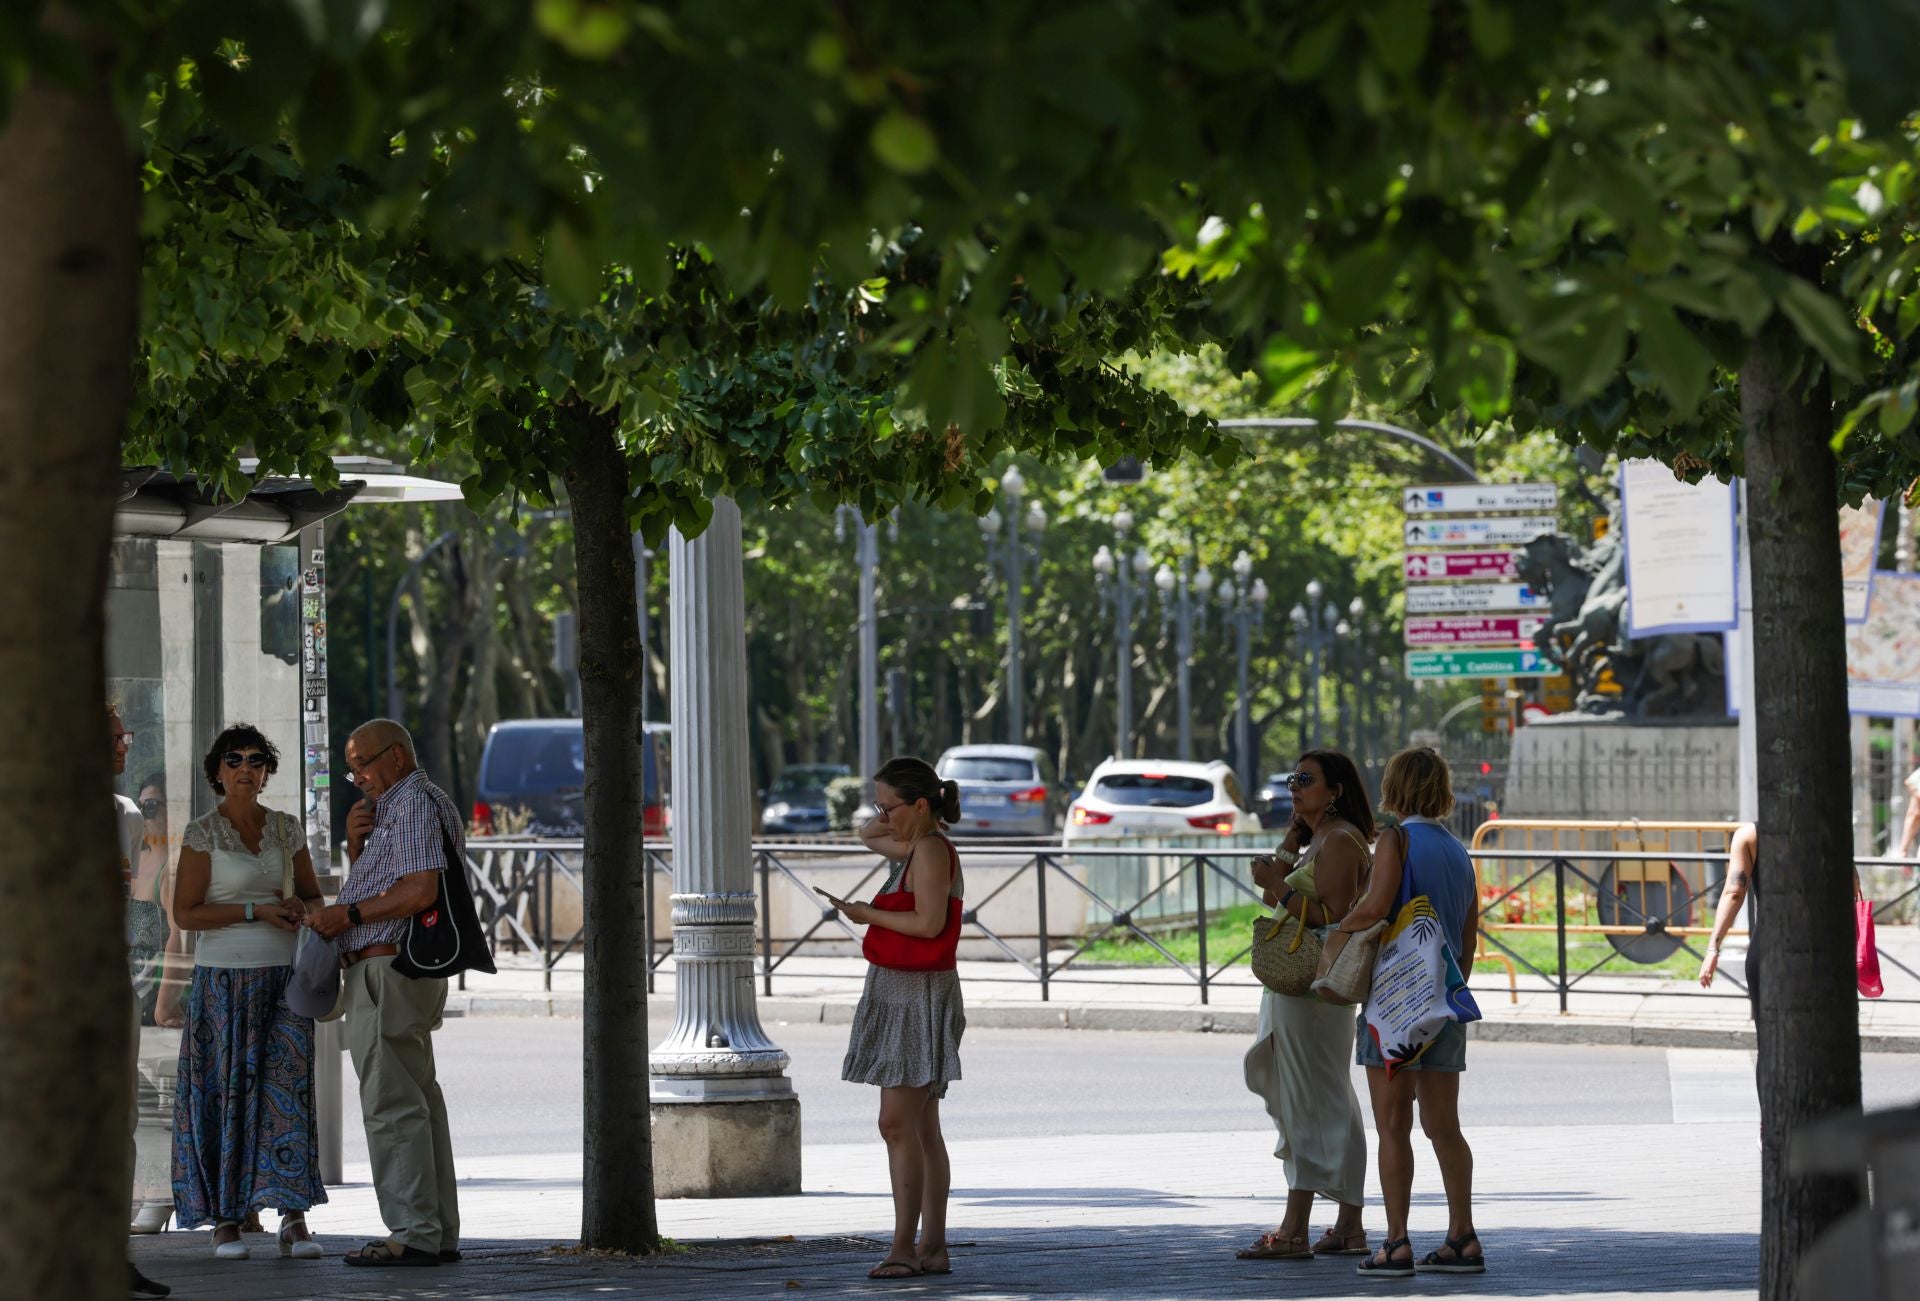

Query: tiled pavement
[132,1121,1761,1299]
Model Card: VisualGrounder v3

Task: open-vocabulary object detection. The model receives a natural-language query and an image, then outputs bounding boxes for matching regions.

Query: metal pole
[859,522,881,789]
[1891,497,1916,848]
[1007,518,1025,746]
[1309,627,1323,745]
[298,521,345,1187]
[1115,568,1133,757]
[1195,853,1210,1005]
[1736,481,1758,823]
[1176,575,1194,763]
[633,536,650,729]
[1235,607,1254,796]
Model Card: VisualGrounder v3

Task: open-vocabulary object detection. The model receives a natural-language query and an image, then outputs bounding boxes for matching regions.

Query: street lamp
[1094,510,1153,758]
[1289,578,1340,747]
[1155,555,1213,762]
[1223,551,1268,796]
[836,505,886,795]
[980,465,1048,746]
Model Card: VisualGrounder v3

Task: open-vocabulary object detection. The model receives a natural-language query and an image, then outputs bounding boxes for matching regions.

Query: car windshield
[483,729,584,794]
[770,767,843,796]
[943,756,1038,783]
[485,727,658,798]
[1094,773,1215,807]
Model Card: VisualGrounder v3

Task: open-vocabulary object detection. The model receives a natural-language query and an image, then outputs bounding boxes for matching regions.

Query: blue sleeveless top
[1397,817,1478,965]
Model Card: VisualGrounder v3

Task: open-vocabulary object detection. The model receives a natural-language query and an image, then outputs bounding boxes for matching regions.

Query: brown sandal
[1235,1230,1313,1260]
[1311,1227,1370,1256]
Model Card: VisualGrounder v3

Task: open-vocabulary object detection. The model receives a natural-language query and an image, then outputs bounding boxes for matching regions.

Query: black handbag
[391,815,497,980]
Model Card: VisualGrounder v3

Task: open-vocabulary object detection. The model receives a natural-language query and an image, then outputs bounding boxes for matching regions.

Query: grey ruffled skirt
[842,965,966,1096]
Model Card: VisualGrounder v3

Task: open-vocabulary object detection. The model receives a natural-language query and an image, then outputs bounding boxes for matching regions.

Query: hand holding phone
[813,884,848,909]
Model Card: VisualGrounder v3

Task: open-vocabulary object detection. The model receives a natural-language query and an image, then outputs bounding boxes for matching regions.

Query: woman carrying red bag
[822,756,966,1280]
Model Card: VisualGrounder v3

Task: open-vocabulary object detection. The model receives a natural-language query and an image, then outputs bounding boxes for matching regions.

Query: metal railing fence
[456,836,1920,1011]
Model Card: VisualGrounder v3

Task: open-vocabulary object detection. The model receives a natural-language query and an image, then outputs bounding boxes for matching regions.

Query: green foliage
[824,775,865,831]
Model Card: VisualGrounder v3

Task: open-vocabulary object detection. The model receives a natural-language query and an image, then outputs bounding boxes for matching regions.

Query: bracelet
[1274,848,1300,866]
[1279,888,1298,912]
[1708,945,1723,956]
[244,902,255,923]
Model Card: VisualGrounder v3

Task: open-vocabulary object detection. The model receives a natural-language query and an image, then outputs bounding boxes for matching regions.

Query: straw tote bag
[1251,905,1321,996]
[1311,825,1397,1006]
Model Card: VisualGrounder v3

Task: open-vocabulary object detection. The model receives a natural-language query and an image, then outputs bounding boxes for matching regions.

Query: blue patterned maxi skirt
[171,965,327,1227]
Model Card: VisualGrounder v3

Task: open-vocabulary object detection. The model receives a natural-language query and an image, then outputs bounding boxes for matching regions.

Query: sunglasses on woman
[223,751,270,770]
[1284,770,1318,791]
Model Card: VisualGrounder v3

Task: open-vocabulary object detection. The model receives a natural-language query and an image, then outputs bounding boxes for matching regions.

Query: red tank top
[861,836,963,972]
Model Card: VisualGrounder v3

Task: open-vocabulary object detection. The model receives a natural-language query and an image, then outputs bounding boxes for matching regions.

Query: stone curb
[442,989,1920,1052]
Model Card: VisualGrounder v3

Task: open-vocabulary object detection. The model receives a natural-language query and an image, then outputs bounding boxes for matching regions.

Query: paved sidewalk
[132,1122,1760,1299]
[442,941,1920,1052]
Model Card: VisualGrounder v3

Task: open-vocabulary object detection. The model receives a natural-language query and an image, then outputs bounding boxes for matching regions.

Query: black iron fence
[458,837,1920,1009]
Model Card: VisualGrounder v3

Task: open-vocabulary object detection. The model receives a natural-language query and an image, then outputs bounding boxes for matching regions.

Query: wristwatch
[244,902,255,923]
[347,903,364,927]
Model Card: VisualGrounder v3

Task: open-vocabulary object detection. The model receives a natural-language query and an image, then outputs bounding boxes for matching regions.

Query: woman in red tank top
[822,756,966,1280]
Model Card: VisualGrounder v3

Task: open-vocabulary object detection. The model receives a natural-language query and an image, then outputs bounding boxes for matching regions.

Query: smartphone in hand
[812,884,846,908]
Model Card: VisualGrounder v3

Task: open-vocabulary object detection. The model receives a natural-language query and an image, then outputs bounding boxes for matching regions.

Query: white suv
[1062,758,1260,844]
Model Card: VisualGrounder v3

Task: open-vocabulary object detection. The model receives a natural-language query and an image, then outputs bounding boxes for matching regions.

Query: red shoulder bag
[861,837,963,972]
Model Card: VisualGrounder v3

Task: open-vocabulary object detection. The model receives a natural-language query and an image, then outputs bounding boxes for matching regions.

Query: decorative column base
[649,1095,802,1198]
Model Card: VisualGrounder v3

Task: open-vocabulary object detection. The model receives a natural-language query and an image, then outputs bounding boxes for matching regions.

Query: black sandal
[1417,1231,1486,1274]
[1357,1236,1414,1279]
[344,1239,441,1267]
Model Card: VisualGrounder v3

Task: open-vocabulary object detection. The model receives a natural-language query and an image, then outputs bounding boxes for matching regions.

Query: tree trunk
[1740,303,1861,1300]
[562,410,658,1252]
[0,13,140,1296]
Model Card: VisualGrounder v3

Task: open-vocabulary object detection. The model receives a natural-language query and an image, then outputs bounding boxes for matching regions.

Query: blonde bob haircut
[1379,746,1455,820]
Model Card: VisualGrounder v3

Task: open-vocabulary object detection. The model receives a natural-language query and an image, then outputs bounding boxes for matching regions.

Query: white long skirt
[1242,983,1368,1206]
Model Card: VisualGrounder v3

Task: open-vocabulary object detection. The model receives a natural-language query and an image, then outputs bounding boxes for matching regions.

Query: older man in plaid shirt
[308,719,463,1268]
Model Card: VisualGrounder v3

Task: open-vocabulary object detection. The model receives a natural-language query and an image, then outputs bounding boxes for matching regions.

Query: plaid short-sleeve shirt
[339,769,462,951]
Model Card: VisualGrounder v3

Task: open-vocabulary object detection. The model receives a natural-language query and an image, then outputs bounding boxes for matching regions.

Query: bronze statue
[1512,525,1726,718]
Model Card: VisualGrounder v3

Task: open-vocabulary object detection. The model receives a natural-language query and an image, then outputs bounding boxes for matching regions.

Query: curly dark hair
[202,724,281,795]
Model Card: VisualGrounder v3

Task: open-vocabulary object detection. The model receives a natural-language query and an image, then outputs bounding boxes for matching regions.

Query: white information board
[1620,458,1737,637]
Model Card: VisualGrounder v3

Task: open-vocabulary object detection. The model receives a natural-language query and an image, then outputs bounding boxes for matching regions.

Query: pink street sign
[1403,551,1519,581]
[1404,615,1547,647]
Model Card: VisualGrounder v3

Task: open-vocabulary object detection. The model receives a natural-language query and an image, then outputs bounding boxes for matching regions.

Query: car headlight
[765,802,792,818]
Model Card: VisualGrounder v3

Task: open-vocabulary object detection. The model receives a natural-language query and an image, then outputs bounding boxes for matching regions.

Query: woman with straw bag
[1236,750,1376,1262]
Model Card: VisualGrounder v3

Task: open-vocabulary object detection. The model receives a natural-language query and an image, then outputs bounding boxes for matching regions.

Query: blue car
[760,763,850,836]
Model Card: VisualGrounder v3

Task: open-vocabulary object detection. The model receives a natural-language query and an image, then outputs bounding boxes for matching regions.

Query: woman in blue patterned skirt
[170,725,328,1260]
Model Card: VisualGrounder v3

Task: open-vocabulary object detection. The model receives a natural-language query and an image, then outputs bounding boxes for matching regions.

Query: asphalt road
[342,1016,1920,1163]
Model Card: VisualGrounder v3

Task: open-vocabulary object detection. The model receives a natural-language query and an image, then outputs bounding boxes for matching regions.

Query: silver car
[935,744,1061,837]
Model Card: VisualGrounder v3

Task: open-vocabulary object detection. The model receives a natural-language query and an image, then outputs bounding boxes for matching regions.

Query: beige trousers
[342,957,459,1252]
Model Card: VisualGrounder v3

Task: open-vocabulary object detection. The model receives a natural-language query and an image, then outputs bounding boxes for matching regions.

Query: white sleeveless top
[180,807,304,969]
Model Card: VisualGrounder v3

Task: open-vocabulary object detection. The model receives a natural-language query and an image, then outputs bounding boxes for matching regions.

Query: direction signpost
[1400,482,1561,683]
[1404,515,1560,547]
[1405,583,1547,614]
[1403,484,1560,514]
[1403,551,1520,581]
[1406,649,1554,678]
[1405,615,1547,647]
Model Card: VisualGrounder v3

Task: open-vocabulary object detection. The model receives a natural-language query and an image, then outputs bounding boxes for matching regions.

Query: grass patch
[1071,901,1705,981]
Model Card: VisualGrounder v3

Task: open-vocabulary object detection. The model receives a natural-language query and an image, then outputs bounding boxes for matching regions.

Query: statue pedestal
[1504,717,1739,822]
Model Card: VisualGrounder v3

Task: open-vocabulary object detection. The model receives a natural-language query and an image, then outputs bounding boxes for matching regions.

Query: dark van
[473,719,670,838]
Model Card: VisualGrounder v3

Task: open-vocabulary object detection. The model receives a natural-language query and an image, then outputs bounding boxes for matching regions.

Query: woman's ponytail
[873,756,958,826]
